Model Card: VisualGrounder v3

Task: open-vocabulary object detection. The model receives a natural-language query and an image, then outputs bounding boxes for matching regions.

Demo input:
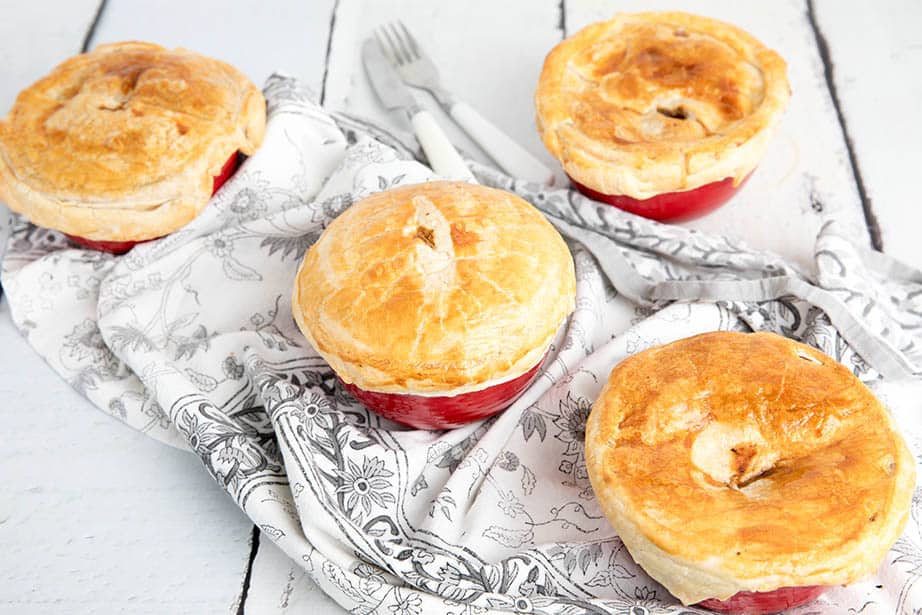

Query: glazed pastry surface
[293,181,576,394]
[586,331,916,604]
[536,12,790,198]
[0,41,265,241]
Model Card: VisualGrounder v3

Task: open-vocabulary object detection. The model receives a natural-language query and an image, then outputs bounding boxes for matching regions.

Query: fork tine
[387,22,415,66]
[374,29,396,64]
[380,24,406,65]
[396,20,421,60]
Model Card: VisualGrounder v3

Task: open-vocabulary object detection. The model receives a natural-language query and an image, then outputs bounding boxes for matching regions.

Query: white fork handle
[449,101,556,185]
[411,109,477,182]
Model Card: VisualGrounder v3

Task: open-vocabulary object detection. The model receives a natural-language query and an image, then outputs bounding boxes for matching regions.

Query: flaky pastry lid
[0,41,265,241]
[292,181,576,395]
[536,12,790,198]
[586,331,915,604]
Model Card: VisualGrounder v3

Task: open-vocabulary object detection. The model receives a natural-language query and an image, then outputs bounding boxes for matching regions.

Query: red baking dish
[340,358,545,430]
[569,173,751,223]
[696,585,826,614]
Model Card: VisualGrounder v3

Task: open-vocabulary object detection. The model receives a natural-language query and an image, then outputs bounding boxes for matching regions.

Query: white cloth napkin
[2,75,921,615]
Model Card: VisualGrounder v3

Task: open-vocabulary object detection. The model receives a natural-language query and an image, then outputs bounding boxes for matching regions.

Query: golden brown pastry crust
[536,12,790,198]
[586,332,915,605]
[292,181,576,394]
[0,41,265,241]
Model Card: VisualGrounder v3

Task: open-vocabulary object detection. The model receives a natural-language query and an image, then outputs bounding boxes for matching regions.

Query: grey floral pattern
[553,393,591,496]
[335,456,396,518]
[1,75,920,615]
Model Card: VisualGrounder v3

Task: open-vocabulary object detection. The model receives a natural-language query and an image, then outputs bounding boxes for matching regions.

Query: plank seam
[319,0,341,106]
[235,525,261,615]
[80,0,109,53]
[805,0,883,251]
[558,0,567,38]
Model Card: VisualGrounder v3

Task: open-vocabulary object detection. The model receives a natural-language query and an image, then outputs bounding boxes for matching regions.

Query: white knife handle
[410,110,476,182]
[449,101,555,185]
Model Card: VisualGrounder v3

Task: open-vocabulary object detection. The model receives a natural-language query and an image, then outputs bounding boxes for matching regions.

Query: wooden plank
[322,0,565,176]
[811,0,922,266]
[0,1,263,611]
[0,303,255,614]
[89,0,337,94]
[243,539,343,614]
[85,1,346,613]
[0,0,101,113]
[0,0,103,260]
[0,0,330,612]
[563,0,872,270]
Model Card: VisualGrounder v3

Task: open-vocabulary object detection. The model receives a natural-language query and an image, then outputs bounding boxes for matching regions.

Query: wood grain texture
[84,1,345,612]
[88,0,337,95]
[322,0,565,179]
[812,0,922,266]
[0,0,102,113]
[0,1,261,613]
[243,539,343,614]
[0,303,255,614]
[0,0,104,261]
[0,0,320,615]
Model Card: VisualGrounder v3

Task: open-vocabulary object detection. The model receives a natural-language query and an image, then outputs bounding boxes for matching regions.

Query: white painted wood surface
[89,0,336,96]
[0,299,256,615]
[567,0,876,266]
[812,0,922,265]
[0,1,919,613]
[244,538,342,614]
[0,0,100,113]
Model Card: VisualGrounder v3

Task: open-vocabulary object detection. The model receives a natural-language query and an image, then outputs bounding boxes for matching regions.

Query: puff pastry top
[292,181,576,395]
[586,332,915,605]
[0,41,265,241]
[536,12,790,198]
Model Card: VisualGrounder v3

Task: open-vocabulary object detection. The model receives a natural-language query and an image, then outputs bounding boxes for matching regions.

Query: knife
[362,38,476,182]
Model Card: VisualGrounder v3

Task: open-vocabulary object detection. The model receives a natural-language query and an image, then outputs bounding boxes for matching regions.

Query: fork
[376,21,557,185]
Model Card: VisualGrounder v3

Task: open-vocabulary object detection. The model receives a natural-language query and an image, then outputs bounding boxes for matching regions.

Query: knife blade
[362,38,419,113]
[362,38,475,182]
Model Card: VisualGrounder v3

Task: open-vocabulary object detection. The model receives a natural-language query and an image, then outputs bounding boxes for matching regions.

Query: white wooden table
[1,1,919,612]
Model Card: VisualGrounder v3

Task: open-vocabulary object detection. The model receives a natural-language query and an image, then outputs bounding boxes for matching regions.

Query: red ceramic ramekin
[696,585,826,614]
[66,152,241,254]
[570,174,751,223]
[339,358,545,430]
